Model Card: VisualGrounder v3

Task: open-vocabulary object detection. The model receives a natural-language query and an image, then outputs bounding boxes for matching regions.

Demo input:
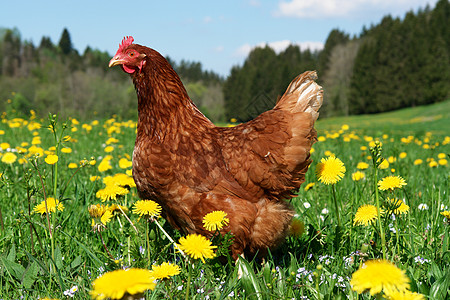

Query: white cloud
[234,40,324,58]
[204,16,213,23]
[213,45,224,53]
[248,0,261,7]
[275,0,438,18]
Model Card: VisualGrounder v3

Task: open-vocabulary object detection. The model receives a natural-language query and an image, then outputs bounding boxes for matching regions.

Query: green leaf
[55,246,63,270]
[6,244,16,262]
[59,229,103,267]
[0,257,25,280]
[429,271,450,299]
[236,256,264,300]
[22,261,39,289]
[70,255,83,269]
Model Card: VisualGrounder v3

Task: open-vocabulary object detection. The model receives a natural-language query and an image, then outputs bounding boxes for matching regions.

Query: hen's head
[109,36,147,74]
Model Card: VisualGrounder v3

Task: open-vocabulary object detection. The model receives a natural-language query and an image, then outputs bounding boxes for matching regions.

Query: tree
[58,28,73,55]
[318,29,349,76]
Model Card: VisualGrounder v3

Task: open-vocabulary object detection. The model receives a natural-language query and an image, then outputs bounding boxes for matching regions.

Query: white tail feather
[276,71,323,122]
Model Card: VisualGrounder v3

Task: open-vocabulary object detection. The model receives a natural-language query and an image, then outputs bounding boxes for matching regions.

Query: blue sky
[1,0,438,76]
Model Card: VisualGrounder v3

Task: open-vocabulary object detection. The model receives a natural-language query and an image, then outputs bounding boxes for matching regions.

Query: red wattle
[122,65,135,74]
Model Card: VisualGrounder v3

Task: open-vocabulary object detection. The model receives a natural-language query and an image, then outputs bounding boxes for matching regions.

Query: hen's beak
[109,56,124,67]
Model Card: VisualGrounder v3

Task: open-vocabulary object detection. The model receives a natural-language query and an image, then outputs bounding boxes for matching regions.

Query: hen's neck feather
[132,48,213,142]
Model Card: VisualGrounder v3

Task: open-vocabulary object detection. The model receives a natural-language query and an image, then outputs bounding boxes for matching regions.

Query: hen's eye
[128,52,135,57]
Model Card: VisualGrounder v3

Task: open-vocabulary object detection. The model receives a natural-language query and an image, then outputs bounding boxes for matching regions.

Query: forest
[0,0,448,122]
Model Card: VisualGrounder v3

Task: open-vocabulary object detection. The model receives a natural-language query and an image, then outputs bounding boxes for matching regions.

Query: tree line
[0,28,225,121]
[224,0,449,120]
[1,0,449,122]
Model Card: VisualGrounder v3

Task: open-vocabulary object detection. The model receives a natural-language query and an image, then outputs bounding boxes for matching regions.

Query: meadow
[0,98,449,299]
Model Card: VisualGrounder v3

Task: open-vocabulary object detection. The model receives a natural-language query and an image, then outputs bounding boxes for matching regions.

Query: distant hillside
[0,28,225,121]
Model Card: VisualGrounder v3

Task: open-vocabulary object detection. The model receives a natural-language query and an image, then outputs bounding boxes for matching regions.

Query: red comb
[118,36,134,52]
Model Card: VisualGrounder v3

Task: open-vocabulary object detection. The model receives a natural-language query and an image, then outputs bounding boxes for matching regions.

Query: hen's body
[110,38,323,259]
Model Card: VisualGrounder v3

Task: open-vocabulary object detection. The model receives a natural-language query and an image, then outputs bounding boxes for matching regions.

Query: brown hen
[109,36,323,259]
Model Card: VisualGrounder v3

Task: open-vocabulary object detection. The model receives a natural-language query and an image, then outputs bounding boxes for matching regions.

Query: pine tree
[58,28,73,55]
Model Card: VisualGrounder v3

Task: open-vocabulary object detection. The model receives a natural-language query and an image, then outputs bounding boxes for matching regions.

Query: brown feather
[111,42,323,259]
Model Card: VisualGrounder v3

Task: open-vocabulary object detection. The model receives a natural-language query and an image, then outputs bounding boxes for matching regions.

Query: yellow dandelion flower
[16,146,27,154]
[88,204,108,218]
[103,173,136,188]
[104,146,114,153]
[354,205,382,226]
[44,154,58,165]
[429,160,438,167]
[68,162,78,169]
[105,137,119,145]
[28,145,44,157]
[203,211,229,231]
[0,142,10,150]
[437,153,446,159]
[89,204,114,231]
[441,211,450,219]
[177,234,217,263]
[360,146,367,151]
[1,152,17,164]
[399,152,407,159]
[387,156,396,164]
[317,136,326,142]
[387,198,409,215]
[413,159,423,165]
[352,171,365,181]
[90,175,101,182]
[324,150,334,157]
[31,136,41,145]
[90,268,156,300]
[316,156,346,185]
[350,259,410,296]
[438,158,447,166]
[108,204,128,215]
[378,159,389,169]
[150,262,181,279]
[384,288,425,300]
[132,200,162,218]
[61,147,72,154]
[341,124,349,130]
[100,210,113,225]
[98,157,112,172]
[289,218,305,237]
[304,182,315,191]
[378,176,407,191]
[356,162,369,170]
[118,158,132,169]
[96,185,129,201]
[33,197,64,215]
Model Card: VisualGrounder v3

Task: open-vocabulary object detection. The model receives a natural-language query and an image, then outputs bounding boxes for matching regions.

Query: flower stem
[185,263,192,300]
[98,230,115,260]
[146,219,151,267]
[331,185,341,227]
[153,218,186,258]
[374,168,387,259]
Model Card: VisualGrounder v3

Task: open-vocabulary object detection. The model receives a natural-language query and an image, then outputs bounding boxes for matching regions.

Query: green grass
[317,99,450,135]
[0,100,449,299]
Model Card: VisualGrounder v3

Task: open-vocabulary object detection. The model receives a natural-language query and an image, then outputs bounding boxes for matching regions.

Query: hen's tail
[275,71,323,121]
